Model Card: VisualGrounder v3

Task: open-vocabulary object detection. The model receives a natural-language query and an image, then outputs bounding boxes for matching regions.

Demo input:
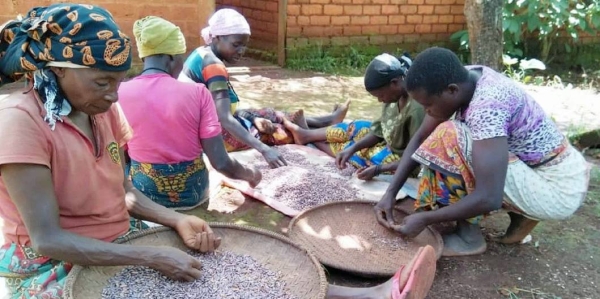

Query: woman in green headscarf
[0,4,220,298]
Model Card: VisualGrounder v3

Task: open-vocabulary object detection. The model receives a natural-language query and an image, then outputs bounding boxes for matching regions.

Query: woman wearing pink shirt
[118,17,261,210]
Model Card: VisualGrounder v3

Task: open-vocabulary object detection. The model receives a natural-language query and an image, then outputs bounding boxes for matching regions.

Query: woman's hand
[149,247,203,282]
[374,193,397,229]
[356,166,378,181]
[335,148,355,169]
[254,118,276,134]
[390,213,428,239]
[261,147,287,168]
[245,164,262,187]
[175,216,221,252]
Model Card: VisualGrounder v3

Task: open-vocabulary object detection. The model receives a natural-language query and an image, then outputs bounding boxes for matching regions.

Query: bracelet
[375,165,382,176]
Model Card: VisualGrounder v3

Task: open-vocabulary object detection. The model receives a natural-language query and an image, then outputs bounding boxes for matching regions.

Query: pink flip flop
[391,245,437,299]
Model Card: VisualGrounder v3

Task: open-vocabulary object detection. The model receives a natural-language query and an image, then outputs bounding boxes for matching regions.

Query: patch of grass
[284,43,600,90]
[285,44,404,75]
[245,48,277,65]
[565,123,592,145]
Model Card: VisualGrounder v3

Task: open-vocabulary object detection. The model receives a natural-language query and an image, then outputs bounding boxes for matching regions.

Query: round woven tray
[288,201,443,277]
[64,223,328,299]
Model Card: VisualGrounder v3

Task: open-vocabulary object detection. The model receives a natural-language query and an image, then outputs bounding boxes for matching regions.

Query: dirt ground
[1,59,598,299]
[194,61,600,299]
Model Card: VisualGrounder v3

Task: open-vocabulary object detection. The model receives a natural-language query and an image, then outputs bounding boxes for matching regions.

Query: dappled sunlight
[231,73,380,121]
[335,234,373,252]
[296,215,376,252]
[234,219,249,225]
[297,218,332,240]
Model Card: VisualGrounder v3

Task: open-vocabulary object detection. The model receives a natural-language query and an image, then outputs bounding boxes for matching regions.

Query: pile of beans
[251,147,358,211]
[367,230,408,251]
[101,251,296,299]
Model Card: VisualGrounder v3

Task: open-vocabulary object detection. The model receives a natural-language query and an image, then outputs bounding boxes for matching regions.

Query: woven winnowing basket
[288,201,443,278]
[64,223,328,299]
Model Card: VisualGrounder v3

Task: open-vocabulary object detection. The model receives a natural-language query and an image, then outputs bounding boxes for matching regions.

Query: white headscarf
[200,8,251,45]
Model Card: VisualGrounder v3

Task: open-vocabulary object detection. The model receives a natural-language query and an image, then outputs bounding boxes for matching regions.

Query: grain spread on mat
[251,146,357,211]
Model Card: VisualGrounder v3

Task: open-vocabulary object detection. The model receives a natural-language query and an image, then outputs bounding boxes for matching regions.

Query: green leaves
[502,0,600,62]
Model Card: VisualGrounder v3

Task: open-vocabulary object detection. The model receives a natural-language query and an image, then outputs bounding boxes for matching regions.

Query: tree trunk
[464,0,504,70]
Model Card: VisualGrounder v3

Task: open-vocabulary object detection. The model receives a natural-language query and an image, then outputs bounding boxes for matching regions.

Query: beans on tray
[101,250,297,299]
[251,147,357,211]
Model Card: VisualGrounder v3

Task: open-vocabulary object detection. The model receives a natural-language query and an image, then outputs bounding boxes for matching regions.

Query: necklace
[140,67,170,75]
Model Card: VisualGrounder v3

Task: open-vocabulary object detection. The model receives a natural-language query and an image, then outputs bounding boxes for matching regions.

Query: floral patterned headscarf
[0,3,132,129]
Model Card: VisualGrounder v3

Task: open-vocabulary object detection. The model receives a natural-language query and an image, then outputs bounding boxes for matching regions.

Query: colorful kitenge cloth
[129,158,209,210]
[326,99,424,169]
[412,121,590,224]
[0,220,147,299]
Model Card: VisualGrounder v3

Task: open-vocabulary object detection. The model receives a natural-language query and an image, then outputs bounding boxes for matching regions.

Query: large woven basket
[288,201,443,277]
[64,223,328,299]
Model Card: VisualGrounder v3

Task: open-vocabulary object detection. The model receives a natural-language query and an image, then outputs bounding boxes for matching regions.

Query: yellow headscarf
[133,16,186,59]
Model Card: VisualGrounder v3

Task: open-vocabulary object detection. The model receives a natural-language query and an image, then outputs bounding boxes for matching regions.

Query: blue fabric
[129,158,208,209]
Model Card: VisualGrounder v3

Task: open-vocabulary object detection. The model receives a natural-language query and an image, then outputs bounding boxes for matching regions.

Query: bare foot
[442,220,487,257]
[282,118,309,145]
[331,99,351,125]
[289,109,309,129]
[490,212,539,244]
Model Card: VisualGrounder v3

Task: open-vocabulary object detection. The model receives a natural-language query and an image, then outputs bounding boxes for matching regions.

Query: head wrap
[0,3,132,129]
[200,8,251,45]
[133,16,186,59]
[364,53,412,92]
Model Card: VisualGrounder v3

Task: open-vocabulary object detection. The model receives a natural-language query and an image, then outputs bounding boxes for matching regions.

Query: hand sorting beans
[250,147,358,211]
[367,230,409,251]
[101,250,297,299]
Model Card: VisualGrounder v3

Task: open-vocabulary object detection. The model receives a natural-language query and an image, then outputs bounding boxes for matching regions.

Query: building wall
[0,0,215,62]
[215,0,279,52]
[286,0,466,49]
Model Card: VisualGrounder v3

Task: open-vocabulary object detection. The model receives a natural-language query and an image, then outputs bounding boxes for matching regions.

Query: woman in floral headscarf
[0,4,220,298]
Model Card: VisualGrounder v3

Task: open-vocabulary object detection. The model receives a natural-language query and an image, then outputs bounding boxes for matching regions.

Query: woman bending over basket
[118,16,261,210]
[0,5,220,298]
[375,47,590,256]
[283,53,425,180]
[178,8,351,168]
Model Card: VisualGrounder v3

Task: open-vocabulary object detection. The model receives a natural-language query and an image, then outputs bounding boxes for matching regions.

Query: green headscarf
[133,16,186,59]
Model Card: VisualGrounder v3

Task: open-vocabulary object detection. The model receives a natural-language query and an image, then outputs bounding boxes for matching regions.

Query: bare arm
[211,90,286,168]
[420,137,508,223]
[1,163,164,267]
[200,134,261,186]
[381,115,445,200]
[380,160,401,173]
[347,132,383,153]
[335,132,383,169]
